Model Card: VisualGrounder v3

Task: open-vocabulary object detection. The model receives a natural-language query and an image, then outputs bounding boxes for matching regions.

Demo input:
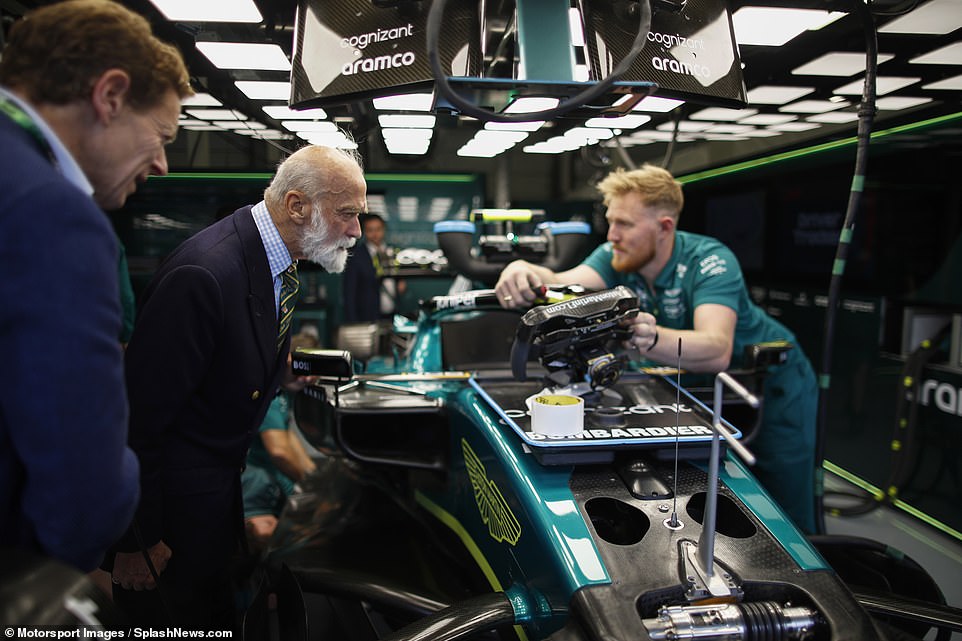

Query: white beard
[301,204,355,273]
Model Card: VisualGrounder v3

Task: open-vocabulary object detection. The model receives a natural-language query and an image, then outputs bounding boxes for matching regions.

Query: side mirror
[291,348,354,379]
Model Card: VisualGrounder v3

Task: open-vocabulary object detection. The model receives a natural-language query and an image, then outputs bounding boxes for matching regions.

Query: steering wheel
[510,286,639,389]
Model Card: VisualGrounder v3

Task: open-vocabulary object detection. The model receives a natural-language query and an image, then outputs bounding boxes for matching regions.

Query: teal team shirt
[581,231,800,370]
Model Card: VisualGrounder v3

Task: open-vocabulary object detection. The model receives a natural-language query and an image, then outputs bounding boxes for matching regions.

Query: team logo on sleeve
[699,254,728,276]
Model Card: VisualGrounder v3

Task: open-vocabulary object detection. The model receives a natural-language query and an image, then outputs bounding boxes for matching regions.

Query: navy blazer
[342,242,380,322]
[118,206,288,575]
[0,108,138,571]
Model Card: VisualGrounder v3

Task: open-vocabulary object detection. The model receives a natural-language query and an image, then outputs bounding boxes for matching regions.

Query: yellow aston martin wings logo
[462,438,522,545]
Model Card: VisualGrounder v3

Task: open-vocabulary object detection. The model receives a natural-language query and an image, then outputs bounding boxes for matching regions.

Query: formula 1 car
[249,278,958,641]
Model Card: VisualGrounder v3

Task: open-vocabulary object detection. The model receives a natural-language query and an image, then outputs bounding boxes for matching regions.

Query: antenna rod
[669,337,682,528]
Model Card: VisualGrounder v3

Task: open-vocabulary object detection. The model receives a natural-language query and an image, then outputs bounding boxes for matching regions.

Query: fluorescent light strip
[196,42,291,71]
[147,0,262,22]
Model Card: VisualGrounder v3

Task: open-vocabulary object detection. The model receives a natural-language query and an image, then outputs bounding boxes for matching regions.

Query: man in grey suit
[109,145,366,628]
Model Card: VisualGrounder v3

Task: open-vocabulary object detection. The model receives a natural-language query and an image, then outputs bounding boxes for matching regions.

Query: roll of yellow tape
[527,393,584,437]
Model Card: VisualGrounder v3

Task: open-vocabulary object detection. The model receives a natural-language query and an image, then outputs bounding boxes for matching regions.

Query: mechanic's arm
[261,429,315,483]
[495,261,607,308]
[626,303,736,373]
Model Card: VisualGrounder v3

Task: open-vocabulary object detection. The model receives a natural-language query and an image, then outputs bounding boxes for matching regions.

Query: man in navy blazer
[109,145,366,628]
[0,0,190,573]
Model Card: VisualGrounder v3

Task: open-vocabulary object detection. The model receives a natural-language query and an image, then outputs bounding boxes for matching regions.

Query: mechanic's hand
[111,540,172,591]
[494,260,542,309]
[623,311,659,352]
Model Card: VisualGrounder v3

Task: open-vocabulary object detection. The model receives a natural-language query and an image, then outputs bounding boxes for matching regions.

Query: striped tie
[277,262,299,352]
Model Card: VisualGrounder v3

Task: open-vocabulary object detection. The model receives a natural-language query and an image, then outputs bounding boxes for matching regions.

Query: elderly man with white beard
[107,144,366,629]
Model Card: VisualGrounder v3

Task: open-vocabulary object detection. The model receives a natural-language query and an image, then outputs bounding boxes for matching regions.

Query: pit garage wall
[677,116,962,537]
[110,172,485,345]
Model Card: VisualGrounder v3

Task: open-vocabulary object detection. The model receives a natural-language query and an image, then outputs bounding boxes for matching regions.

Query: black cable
[426,0,653,123]
[814,0,878,535]
[661,109,682,170]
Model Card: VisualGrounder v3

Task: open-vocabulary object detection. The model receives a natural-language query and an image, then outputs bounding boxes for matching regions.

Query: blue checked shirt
[251,200,295,319]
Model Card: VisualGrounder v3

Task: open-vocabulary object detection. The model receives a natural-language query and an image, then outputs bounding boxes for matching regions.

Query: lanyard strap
[0,95,58,168]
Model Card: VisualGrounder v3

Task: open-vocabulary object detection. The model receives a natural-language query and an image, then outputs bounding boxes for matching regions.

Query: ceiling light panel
[911,42,962,65]
[381,128,433,142]
[732,7,844,46]
[181,93,222,107]
[147,0,262,22]
[302,133,358,150]
[833,76,920,95]
[747,85,814,105]
[655,121,712,132]
[878,0,962,35]
[585,114,651,129]
[484,120,546,132]
[196,42,291,71]
[211,121,266,130]
[372,93,434,111]
[793,52,896,77]
[628,96,685,112]
[768,122,822,132]
[235,81,291,100]
[505,97,561,113]
[625,131,694,142]
[875,96,933,110]
[807,112,860,123]
[780,100,850,113]
[377,114,437,128]
[738,114,798,125]
[704,124,755,134]
[281,121,337,132]
[262,106,327,120]
[185,109,248,120]
[689,107,758,121]
[923,74,962,90]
